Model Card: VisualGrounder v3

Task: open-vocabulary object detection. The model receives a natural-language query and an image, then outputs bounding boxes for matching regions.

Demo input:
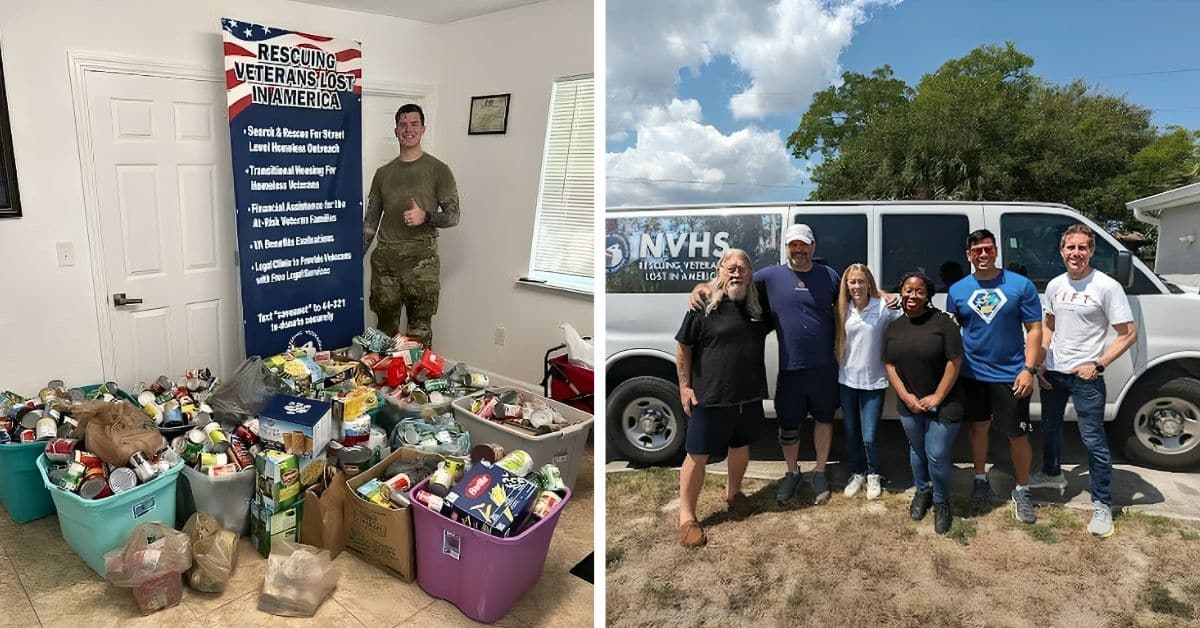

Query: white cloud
[606,99,804,206]
[605,0,895,205]
[607,0,899,133]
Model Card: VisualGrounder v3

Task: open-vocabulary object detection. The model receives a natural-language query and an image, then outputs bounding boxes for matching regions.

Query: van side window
[792,214,866,277]
[1000,213,1157,293]
[881,214,970,292]
[605,213,783,293]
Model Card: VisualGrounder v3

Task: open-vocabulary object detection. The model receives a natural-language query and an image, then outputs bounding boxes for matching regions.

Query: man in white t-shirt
[1031,224,1137,537]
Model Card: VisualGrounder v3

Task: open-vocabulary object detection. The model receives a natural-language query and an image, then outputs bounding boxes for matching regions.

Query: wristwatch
[1092,361,1105,373]
[1024,365,1039,376]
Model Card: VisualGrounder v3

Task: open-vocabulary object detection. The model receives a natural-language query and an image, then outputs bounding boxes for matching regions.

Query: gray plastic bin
[181,464,255,535]
[451,388,593,490]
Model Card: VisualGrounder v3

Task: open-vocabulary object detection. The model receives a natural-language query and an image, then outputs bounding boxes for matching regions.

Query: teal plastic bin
[36,454,184,575]
[0,442,56,523]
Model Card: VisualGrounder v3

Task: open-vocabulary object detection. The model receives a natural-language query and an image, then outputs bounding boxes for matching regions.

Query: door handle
[112,293,143,306]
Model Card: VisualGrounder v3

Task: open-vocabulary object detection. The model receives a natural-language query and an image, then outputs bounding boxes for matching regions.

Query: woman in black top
[882,273,964,535]
[673,249,771,547]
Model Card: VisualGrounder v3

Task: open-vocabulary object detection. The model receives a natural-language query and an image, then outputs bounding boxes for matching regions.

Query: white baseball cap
[785,223,815,245]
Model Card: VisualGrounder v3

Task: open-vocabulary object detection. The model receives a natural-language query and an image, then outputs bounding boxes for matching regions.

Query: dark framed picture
[468,93,511,135]
[0,48,20,219]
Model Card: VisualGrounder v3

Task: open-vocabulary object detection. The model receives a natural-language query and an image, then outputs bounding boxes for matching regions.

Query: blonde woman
[835,264,902,499]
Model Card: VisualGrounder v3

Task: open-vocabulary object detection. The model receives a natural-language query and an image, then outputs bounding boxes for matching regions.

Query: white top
[1044,269,1133,373]
[839,296,903,389]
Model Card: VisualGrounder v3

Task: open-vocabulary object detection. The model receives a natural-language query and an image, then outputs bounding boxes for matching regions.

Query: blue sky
[606,0,1200,205]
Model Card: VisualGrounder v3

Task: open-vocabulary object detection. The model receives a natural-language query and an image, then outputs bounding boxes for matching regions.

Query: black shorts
[961,377,1032,437]
[684,401,765,457]
[775,366,840,428]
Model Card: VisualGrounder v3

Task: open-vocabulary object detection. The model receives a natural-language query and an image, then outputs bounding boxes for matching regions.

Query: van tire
[1115,375,1200,470]
[607,376,687,466]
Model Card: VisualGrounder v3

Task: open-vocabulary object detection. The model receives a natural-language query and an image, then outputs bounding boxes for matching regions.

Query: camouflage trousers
[369,241,440,347]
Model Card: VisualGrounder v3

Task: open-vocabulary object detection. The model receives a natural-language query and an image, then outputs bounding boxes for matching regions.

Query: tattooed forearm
[362,195,382,255]
[427,194,461,228]
[675,344,692,388]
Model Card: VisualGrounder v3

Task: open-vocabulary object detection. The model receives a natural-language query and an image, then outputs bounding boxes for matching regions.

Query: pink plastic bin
[410,478,570,623]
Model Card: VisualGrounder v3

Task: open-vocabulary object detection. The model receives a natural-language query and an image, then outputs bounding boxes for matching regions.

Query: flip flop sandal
[725,492,753,518]
[676,519,707,548]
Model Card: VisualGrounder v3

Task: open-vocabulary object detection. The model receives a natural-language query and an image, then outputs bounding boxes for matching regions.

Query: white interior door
[361,90,430,330]
[85,71,240,388]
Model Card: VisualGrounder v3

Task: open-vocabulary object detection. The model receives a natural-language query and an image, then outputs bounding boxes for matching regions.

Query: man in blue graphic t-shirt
[946,229,1043,525]
[691,223,840,506]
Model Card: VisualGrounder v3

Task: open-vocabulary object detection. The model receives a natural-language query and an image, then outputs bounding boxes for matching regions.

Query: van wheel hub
[1153,409,1185,438]
[1134,395,1200,454]
[621,397,678,453]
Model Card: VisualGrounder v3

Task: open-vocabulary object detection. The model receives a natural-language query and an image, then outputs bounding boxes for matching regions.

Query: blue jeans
[840,385,885,475]
[1039,371,1111,506]
[899,412,961,505]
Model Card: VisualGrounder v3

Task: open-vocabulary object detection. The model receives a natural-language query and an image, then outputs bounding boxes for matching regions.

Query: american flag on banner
[221,18,362,120]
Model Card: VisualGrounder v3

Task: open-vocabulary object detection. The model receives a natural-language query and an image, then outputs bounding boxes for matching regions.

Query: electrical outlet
[56,242,76,267]
[494,325,506,347]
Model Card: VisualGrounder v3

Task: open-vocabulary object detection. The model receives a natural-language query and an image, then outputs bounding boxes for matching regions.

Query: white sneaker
[843,473,865,498]
[866,474,883,500]
[1028,470,1068,492]
[1088,502,1114,538]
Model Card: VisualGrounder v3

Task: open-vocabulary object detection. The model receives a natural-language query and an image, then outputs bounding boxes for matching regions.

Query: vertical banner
[222,18,363,357]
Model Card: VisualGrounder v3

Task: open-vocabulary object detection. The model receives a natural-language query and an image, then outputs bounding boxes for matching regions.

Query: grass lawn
[606,468,1200,627]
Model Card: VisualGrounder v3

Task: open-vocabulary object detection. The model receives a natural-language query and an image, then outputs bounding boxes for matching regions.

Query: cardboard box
[259,395,334,457]
[255,450,300,513]
[251,498,301,558]
[444,461,537,538]
[343,446,445,582]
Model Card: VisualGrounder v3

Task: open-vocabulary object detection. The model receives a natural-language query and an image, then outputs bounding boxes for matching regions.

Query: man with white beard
[674,249,772,548]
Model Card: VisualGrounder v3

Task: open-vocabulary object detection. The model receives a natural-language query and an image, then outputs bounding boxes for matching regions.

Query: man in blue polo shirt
[947,229,1043,524]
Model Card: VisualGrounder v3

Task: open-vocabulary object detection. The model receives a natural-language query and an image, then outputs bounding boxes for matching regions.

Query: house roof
[1127,182,1200,213]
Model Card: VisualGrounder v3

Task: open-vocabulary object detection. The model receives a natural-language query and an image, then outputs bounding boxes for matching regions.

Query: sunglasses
[968,245,997,255]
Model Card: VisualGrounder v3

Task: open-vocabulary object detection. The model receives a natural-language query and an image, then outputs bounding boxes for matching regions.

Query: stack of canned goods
[131,369,217,428]
[45,439,180,500]
[170,418,261,476]
[0,380,124,445]
[467,390,568,434]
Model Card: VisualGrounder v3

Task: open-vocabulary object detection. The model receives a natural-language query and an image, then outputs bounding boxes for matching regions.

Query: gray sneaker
[1012,487,1037,524]
[811,471,831,505]
[776,469,802,503]
[971,478,992,513]
[1088,502,1114,537]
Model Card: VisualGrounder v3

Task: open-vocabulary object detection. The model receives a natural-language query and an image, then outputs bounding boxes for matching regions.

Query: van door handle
[112,293,143,306]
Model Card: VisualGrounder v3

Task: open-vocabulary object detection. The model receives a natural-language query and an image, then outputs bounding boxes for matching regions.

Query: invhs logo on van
[605,235,630,274]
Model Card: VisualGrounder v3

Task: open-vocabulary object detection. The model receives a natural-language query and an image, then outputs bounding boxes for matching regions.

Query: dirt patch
[606,470,1200,627]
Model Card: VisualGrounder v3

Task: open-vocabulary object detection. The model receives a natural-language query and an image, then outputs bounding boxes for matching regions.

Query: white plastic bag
[257,539,339,617]
[561,323,594,369]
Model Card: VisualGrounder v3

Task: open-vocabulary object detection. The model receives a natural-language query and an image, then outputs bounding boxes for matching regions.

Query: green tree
[788,43,1197,235]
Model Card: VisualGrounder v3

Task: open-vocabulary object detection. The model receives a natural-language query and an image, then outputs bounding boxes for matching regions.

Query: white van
[605,202,1200,470]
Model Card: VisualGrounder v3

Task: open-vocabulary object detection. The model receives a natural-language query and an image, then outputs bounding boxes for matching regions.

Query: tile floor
[0,449,593,627]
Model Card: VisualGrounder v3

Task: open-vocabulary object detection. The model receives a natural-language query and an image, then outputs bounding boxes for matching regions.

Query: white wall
[1155,206,1200,275]
[0,0,594,394]
[428,0,594,385]
[0,1,438,394]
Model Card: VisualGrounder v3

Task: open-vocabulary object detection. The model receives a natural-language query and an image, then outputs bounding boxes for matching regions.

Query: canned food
[137,390,156,407]
[129,451,157,483]
[428,467,454,497]
[74,450,105,472]
[207,463,238,477]
[233,424,259,446]
[161,400,184,427]
[470,443,506,465]
[531,490,562,520]
[229,440,254,470]
[412,489,444,512]
[467,372,490,388]
[496,450,534,477]
[109,467,138,493]
[79,476,113,500]
[184,429,205,464]
[200,452,229,467]
[170,435,188,455]
[203,421,227,445]
[18,407,43,431]
[57,416,79,440]
[383,472,412,493]
[424,378,448,393]
[99,381,125,397]
[150,375,173,395]
[338,445,372,478]
[18,429,36,442]
[540,464,566,494]
[45,438,79,463]
[60,461,86,492]
[35,416,58,441]
[0,428,10,444]
[443,458,465,481]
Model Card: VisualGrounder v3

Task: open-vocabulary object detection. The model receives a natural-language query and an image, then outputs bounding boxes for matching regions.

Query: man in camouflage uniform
[362,104,460,347]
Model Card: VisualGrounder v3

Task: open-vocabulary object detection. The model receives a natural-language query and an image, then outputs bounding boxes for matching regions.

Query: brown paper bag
[73,400,166,466]
[299,466,347,559]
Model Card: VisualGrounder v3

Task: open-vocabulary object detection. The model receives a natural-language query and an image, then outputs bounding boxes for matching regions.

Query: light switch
[56,242,76,267]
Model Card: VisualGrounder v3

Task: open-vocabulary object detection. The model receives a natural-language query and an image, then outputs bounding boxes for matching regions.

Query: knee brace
[778,427,801,447]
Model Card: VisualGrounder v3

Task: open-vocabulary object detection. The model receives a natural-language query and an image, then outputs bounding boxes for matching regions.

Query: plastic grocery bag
[561,323,594,369]
[207,357,287,426]
[258,539,340,617]
[104,522,193,614]
[389,415,471,456]
[183,512,240,593]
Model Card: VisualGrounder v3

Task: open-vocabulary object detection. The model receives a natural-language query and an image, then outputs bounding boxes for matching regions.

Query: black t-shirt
[882,309,965,421]
[674,299,771,407]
